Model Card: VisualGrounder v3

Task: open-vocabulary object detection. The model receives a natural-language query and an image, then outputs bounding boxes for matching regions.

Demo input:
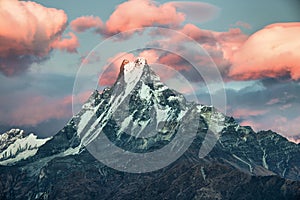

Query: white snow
[79,58,150,146]
[123,58,145,97]
[139,83,151,100]
[155,105,171,128]
[200,167,206,180]
[119,115,133,135]
[77,102,102,135]
[167,96,178,101]
[262,148,269,169]
[232,154,253,173]
[177,110,187,120]
[0,133,50,165]
[200,106,225,135]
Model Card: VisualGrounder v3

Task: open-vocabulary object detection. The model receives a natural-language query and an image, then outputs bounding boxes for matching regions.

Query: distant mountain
[0,58,300,200]
[0,129,49,165]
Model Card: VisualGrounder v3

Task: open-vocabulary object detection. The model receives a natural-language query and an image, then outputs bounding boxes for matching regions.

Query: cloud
[103,0,185,35]
[145,24,247,80]
[165,1,220,23]
[223,80,300,138]
[51,32,79,53]
[80,52,101,65]
[0,55,48,76]
[229,22,300,80]
[0,95,72,126]
[0,0,78,76]
[232,108,268,118]
[232,21,252,29]
[71,0,219,37]
[180,24,248,68]
[70,16,103,33]
[164,22,300,82]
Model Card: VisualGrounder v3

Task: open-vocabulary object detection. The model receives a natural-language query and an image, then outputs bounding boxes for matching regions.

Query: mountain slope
[0,58,300,199]
[0,129,50,165]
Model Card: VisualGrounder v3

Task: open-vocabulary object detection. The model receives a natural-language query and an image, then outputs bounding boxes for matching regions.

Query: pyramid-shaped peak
[120,57,147,70]
[117,57,150,84]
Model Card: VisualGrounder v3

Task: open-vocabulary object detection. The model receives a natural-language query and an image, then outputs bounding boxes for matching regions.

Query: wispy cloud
[70,16,103,33]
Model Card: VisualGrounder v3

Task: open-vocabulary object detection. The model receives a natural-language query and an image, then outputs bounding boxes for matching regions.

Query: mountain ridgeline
[0,58,300,200]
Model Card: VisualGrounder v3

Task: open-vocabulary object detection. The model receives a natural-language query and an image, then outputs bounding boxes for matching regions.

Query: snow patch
[232,154,253,173]
[200,106,225,134]
[139,83,151,101]
[0,133,50,165]
[262,148,269,169]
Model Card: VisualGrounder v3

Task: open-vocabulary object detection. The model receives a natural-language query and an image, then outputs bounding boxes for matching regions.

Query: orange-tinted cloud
[179,24,248,61]
[103,0,185,36]
[8,95,72,126]
[80,52,101,65]
[138,49,159,64]
[72,1,219,37]
[232,21,252,30]
[0,0,78,76]
[229,23,300,80]
[70,16,103,33]
[51,32,79,53]
[153,24,247,77]
[0,0,67,57]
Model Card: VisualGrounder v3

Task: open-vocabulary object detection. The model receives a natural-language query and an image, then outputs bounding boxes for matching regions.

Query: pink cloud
[138,49,159,64]
[103,0,185,35]
[240,120,263,131]
[153,24,247,76]
[232,108,268,118]
[70,16,103,33]
[229,22,300,80]
[0,90,97,127]
[72,1,219,37]
[51,32,79,53]
[0,0,78,76]
[172,22,300,82]
[0,0,67,57]
[266,98,280,105]
[232,21,252,29]
[180,23,215,44]
[80,52,101,65]
[280,103,292,110]
[159,53,190,71]
[239,115,300,140]
[7,95,72,126]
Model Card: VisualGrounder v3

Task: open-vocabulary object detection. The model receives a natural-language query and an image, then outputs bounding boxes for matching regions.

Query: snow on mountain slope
[75,57,193,153]
[0,129,50,165]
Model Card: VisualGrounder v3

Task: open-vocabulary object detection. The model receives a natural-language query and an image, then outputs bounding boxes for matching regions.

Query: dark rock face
[0,58,300,199]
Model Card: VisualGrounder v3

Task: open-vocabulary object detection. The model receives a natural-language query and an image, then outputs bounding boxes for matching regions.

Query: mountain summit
[1,58,300,199]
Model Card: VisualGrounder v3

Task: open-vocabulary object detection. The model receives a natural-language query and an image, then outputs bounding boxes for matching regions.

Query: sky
[0,0,299,142]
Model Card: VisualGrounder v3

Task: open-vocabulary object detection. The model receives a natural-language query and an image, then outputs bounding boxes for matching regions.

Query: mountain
[0,58,300,200]
[0,129,50,166]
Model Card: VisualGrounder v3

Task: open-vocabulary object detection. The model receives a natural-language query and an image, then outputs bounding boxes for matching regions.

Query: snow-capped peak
[0,128,25,152]
[122,57,147,83]
[0,129,50,165]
